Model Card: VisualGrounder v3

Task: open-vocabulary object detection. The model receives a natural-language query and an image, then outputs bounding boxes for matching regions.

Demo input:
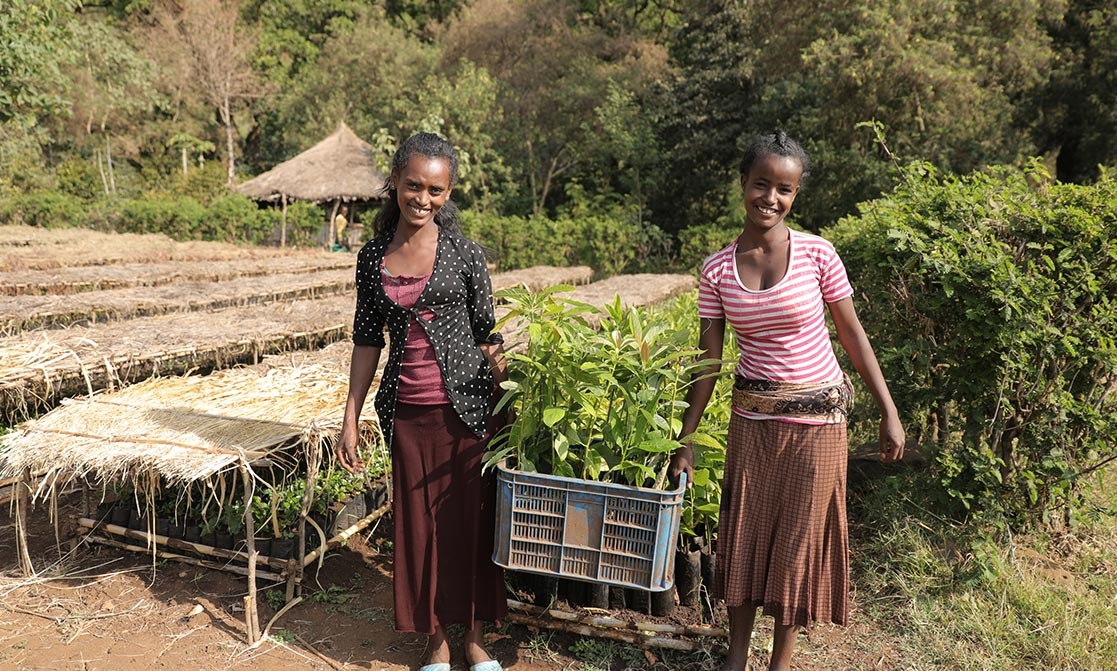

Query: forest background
[2,0,1115,265]
[2,1,1117,669]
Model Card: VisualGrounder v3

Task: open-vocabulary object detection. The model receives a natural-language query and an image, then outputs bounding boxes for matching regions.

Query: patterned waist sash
[732,374,854,423]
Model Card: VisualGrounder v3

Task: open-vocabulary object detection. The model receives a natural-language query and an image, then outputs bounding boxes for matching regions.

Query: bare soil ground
[0,494,906,671]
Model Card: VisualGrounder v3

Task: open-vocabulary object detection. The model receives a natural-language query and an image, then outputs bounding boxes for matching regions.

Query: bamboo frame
[71,474,393,644]
[84,534,284,582]
[240,464,261,644]
[505,599,727,639]
[299,498,391,569]
[74,519,293,572]
[14,468,33,575]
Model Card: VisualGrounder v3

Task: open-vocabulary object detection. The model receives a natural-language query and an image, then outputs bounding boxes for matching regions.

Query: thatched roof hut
[237,122,388,246]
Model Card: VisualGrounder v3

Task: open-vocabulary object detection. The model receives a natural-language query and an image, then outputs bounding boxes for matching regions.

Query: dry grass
[0,254,352,297]
[0,225,294,272]
[0,360,382,503]
[0,268,355,333]
[0,265,604,421]
[0,296,354,422]
[492,266,593,294]
[563,274,697,311]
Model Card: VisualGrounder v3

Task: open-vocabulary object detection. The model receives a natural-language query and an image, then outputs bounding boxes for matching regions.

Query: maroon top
[381,264,450,406]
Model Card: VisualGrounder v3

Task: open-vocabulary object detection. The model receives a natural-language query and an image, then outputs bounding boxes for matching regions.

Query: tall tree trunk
[105,137,116,195]
[182,147,189,177]
[96,148,109,196]
[222,96,236,187]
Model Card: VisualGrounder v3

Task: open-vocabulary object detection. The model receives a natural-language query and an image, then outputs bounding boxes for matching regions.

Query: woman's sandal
[417,664,451,671]
[469,661,503,671]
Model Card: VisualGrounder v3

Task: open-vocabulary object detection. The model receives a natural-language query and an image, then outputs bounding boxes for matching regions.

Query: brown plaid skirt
[714,413,849,627]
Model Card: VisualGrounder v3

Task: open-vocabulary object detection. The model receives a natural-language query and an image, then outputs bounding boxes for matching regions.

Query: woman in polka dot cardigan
[337,132,507,671]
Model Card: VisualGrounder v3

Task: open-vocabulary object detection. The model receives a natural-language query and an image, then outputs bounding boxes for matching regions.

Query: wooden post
[289,439,320,602]
[15,469,34,576]
[280,194,288,248]
[240,464,260,644]
[328,200,341,250]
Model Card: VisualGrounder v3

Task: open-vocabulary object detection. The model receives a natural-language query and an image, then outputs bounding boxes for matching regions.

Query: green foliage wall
[829,162,1117,528]
[461,206,667,275]
[0,190,322,247]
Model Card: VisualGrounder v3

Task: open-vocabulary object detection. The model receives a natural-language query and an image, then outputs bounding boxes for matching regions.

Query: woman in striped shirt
[670,131,905,671]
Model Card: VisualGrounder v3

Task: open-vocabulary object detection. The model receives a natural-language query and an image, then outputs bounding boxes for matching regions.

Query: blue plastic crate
[493,464,686,591]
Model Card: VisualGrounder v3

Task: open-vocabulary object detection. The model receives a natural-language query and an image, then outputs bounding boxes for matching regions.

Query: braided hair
[372,132,462,240]
[738,130,811,186]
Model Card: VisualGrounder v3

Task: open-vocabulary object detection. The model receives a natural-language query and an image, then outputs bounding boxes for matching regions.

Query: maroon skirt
[714,414,849,628]
[390,401,507,634]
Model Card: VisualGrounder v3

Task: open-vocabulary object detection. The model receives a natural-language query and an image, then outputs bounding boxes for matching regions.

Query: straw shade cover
[237,122,388,204]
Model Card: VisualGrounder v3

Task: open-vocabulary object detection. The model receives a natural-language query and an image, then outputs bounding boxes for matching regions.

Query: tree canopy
[1,0,1114,237]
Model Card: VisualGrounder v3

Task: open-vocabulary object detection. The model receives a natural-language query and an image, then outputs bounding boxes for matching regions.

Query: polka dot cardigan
[353,228,503,445]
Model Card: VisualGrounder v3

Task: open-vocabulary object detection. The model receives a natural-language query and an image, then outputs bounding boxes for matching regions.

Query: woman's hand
[879,414,905,463]
[336,423,365,474]
[669,443,695,489]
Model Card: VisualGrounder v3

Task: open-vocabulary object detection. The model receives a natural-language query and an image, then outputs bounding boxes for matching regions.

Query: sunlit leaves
[830,162,1117,529]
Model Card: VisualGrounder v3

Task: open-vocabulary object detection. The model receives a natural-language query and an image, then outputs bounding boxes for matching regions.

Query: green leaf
[542,407,566,428]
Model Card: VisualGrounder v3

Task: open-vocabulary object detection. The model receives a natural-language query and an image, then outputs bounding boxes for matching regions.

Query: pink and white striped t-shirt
[698,229,853,418]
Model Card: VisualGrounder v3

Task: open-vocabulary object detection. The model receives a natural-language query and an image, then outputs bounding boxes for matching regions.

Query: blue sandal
[470,661,503,671]
[417,664,450,671]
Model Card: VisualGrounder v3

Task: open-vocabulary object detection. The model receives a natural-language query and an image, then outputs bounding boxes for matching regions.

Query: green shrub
[0,190,86,227]
[171,161,230,207]
[282,201,326,247]
[676,222,740,272]
[55,157,103,200]
[829,160,1117,528]
[204,194,273,244]
[118,195,206,239]
[462,208,669,274]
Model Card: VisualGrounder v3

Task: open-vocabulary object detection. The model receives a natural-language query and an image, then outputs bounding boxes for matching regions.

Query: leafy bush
[117,195,207,239]
[829,161,1117,528]
[486,286,722,490]
[0,189,86,227]
[280,200,328,247]
[55,157,103,200]
[461,210,572,269]
[675,222,740,272]
[171,161,230,207]
[204,194,274,244]
[461,208,669,274]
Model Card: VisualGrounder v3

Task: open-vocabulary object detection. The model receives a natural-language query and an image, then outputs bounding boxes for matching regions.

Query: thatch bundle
[0,296,354,422]
[0,225,292,272]
[564,273,697,311]
[0,267,355,333]
[492,265,593,293]
[0,360,380,503]
[0,254,351,297]
[0,265,598,421]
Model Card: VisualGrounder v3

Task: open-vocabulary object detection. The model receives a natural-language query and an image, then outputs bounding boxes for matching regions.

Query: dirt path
[0,498,565,671]
[1,495,906,671]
